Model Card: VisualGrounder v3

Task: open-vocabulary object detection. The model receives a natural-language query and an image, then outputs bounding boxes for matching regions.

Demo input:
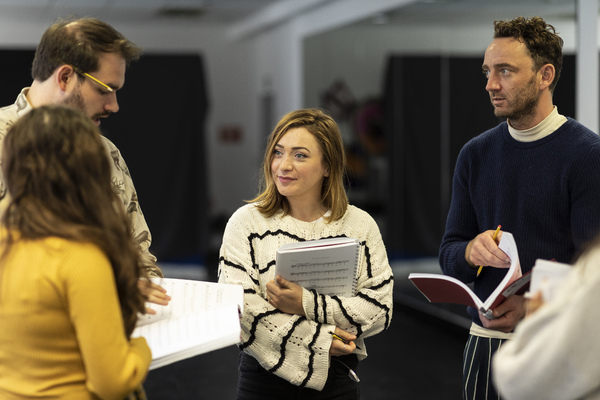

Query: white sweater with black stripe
[218,203,394,391]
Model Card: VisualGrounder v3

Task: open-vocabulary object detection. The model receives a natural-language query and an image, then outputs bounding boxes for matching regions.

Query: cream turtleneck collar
[508,106,567,142]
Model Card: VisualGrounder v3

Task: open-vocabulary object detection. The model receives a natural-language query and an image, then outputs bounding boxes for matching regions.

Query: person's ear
[56,65,77,92]
[539,64,555,91]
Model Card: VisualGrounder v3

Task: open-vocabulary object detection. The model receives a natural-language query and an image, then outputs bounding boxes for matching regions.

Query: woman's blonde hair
[250,108,348,222]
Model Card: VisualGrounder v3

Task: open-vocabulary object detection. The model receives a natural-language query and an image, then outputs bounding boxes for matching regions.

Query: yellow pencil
[329,331,361,349]
[330,331,349,344]
[477,225,501,277]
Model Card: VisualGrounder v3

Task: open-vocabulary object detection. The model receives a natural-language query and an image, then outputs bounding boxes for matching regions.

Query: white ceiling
[382,0,577,25]
[0,0,284,24]
[0,0,583,28]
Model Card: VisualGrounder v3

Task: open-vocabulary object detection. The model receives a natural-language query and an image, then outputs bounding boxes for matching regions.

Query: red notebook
[409,232,530,317]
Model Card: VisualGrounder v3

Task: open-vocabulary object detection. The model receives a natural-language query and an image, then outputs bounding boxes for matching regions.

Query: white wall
[121,21,263,218]
[0,15,261,218]
[303,18,578,111]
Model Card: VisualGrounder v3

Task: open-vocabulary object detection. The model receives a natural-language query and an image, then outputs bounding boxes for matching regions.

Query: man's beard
[59,89,108,121]
[494,76,539,122]
[60,88,87,115]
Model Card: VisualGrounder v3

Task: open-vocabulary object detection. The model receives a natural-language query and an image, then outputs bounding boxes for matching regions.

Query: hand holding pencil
[477,225,501,276]
[466,225,510,276]
[328,328,358,356]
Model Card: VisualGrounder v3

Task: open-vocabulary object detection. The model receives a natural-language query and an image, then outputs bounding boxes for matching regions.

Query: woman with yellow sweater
[0,106,152,399]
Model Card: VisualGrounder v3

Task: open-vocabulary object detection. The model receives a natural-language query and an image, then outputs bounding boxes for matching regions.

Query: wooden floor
[143,302,467,399]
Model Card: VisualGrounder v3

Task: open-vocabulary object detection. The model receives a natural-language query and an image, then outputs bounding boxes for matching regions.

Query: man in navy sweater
[439,16,600,400]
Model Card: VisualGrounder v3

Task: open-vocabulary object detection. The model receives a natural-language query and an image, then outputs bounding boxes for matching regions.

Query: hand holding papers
[132,278,243,370]
[409,232,530,318]
[528,259,571,302]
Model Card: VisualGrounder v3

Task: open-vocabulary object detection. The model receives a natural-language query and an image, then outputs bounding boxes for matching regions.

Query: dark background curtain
[0,50,209,264]
[0,50,35,106]
[101,54,208,263]
[383,54,576,259]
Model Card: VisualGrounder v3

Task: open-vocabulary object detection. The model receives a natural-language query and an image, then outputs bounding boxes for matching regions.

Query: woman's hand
[525,291,545,317]
[138,280,171,315]
[329,327,357,356]
[265,275,305,316]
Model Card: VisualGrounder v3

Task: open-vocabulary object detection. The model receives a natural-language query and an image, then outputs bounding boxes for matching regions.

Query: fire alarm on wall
[219,125,243,143]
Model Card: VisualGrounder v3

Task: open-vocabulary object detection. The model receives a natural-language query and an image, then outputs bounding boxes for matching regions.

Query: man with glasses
[0,17,169,305]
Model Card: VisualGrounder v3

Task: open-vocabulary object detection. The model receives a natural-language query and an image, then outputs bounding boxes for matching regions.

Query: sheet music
[276,238,360,297]
[133,303,241,370]
[131,278,243,369]
[136,278,244,326]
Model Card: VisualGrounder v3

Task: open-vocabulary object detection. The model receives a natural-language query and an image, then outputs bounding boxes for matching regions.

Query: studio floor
[142,259,468,399]
[142,302,467,399]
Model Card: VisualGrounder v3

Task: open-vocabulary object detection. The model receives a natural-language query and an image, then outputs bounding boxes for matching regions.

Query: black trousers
[236,352,360,400]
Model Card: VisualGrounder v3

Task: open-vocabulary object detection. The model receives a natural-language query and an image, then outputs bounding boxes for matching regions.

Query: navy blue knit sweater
[439,119,600,325]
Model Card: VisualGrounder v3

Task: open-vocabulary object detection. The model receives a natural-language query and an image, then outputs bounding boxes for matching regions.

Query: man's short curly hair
[494,16,563,92]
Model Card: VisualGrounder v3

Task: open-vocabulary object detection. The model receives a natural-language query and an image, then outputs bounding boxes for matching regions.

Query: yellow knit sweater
[0,235,151,399]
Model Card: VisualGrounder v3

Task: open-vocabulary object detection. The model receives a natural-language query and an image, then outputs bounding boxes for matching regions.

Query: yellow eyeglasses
[70,65,114,93]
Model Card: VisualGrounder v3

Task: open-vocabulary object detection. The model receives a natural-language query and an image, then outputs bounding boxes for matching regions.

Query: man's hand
[480,294,526,333]
[138,280,171,315]
[265,275,305,316]
[466,230,511,269]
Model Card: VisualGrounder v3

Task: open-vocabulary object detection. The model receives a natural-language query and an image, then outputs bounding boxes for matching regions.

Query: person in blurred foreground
[0,106,152,399]
[493,236,600,400]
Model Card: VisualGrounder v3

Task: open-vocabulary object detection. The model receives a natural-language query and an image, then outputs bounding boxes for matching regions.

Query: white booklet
[132,278,243,370]
[275,237,360,297]
[529,259,572,302]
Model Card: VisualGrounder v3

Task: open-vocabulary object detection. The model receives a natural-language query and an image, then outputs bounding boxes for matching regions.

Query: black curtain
[0,50,209,263]
[553,55,576,119]
[0,49,36,106]
[102,53,209,263]
[384,56,444,258]
[383,54,575,258]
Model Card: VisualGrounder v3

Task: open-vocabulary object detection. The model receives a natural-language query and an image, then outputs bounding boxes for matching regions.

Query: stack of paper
[132,278,243,370]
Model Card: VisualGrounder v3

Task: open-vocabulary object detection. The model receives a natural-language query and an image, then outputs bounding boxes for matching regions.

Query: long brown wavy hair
[1,105,147,336]
[250,108,348,222]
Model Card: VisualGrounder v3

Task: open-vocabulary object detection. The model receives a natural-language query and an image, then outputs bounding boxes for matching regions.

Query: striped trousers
[462,334,506,400]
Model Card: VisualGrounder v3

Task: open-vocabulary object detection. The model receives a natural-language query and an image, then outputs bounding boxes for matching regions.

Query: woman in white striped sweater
[218,108,394,400]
